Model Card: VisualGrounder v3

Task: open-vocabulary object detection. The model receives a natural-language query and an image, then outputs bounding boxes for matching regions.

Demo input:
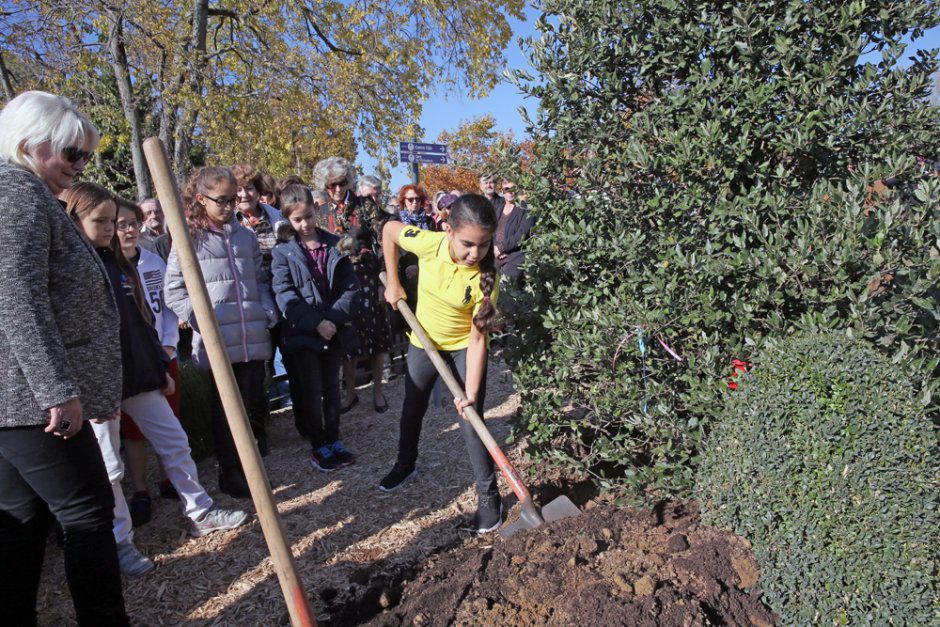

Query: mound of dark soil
[368,501,775,626]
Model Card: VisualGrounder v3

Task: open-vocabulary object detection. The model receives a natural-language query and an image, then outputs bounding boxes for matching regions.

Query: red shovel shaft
[380,274,534,506]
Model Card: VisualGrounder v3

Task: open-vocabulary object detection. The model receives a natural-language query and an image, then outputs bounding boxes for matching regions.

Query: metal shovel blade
[500,495,582,538]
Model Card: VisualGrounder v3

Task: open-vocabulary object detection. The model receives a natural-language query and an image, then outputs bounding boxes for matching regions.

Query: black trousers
[284,342,343,449]
[0,423,128,626]
[210,360,267,475]
[397,344,496,496]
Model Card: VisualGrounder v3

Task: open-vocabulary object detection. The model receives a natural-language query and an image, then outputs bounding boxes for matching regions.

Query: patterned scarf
[398,209,436,231]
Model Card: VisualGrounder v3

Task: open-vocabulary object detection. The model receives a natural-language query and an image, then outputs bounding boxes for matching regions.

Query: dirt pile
[368,501,776,626]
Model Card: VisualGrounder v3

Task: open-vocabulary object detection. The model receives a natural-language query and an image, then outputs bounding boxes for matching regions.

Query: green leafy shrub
[696,333,939,625]
[502,0,940,500]
[177,361,214,462]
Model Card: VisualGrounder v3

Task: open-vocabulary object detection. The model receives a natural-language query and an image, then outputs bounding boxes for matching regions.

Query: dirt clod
[633,574,656,596]
[732,554,760,589]
[668,533,690,553]
[612,573,632,593]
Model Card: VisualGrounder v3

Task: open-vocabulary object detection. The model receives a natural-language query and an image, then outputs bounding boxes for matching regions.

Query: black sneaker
[329,440,356,467]
[310,446,339,472]
[378,464,417,492]
[462,492,502,533]
[130,492,152,527]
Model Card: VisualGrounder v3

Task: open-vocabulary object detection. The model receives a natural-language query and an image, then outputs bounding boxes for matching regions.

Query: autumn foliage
[418,115,533,195]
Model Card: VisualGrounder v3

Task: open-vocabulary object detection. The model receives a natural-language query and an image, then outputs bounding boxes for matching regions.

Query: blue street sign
[402,152,449,165]
[399,142,447,155]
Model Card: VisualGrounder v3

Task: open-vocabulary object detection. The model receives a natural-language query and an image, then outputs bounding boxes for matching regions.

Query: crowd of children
[0,89,537,626]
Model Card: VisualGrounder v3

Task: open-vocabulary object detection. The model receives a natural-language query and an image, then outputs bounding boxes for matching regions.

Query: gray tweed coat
[0,161,122,427]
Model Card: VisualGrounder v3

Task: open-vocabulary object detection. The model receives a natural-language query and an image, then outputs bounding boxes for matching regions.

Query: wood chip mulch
[35,360,522,626]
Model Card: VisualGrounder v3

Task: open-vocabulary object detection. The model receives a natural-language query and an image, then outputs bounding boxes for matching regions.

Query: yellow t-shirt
[398,227,498,351]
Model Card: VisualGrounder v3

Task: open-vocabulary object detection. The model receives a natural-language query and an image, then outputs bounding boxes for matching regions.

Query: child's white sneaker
[117,540,155,579]
[190,507,249,537]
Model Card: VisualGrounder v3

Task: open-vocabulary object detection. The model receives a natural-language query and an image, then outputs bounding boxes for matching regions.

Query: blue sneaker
[310,446,339,472]
[329,440,356,467]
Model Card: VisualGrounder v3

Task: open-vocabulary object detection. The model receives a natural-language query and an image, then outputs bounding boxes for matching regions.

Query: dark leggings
[284,342,343,449]
[210,360,267,475]
[396,344,496,496]
[0,423,129,626]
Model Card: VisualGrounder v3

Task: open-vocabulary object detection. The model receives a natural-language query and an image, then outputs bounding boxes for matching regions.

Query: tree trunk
[172,0,209,183]
[0,51,15,101]
[106,7,151,199]
[157,50,176,150]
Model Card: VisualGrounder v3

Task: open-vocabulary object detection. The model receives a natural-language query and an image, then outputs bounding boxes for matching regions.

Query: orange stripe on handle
[486,441,532,503]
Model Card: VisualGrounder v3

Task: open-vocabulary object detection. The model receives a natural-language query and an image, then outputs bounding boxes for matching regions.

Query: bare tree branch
[208,7,237,19]
[301,8,361,56]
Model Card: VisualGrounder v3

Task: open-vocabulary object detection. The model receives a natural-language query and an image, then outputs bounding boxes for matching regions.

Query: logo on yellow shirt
[463,285,472,304]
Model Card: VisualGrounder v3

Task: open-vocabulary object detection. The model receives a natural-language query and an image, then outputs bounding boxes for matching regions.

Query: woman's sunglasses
[62,146,94,164]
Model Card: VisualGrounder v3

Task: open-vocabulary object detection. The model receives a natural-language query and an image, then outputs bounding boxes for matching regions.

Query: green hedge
[696,334,938,625]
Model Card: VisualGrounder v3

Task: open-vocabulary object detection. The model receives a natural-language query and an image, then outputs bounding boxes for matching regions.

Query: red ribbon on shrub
[727,359,751,390]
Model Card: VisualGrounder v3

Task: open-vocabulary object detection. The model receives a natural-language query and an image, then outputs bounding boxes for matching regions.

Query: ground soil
[33,360,774,626]
[367,501,776,627]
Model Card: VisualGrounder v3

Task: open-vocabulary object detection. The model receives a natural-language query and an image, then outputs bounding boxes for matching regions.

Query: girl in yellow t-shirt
[379,194,503,533]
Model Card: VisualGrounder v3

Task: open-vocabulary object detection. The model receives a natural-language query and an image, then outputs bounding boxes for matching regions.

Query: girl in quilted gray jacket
[164,167,277,498]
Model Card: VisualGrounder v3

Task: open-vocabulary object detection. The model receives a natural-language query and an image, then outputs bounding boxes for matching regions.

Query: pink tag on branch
[657,335,683,361]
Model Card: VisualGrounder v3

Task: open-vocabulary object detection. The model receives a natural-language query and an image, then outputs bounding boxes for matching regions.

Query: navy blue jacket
[100,248,170,399]
[271,229,360,355]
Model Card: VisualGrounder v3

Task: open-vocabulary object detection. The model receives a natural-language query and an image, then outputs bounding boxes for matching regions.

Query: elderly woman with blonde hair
[0,91,128,625]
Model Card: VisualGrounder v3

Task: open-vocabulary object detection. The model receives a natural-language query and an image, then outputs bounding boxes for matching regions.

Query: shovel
[380,273,580,537]
[144,138,316,626]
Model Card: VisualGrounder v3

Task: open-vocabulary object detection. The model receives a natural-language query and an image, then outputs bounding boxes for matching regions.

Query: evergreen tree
[507,0,940,500]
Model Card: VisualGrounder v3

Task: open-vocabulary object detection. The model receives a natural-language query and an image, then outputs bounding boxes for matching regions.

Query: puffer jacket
[271,225,360,355]
[163,217,277,368]
[0,160,122,426]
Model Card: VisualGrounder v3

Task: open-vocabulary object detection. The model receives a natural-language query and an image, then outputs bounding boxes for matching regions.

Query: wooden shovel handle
[143,138,316,627]
[380,273,533,504]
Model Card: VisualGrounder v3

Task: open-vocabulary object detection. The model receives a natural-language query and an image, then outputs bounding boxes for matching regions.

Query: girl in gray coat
[164,167,277,498]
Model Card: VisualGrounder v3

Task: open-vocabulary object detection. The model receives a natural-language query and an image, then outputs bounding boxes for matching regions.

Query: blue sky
[366,7,541,191]
[373,13,940,193]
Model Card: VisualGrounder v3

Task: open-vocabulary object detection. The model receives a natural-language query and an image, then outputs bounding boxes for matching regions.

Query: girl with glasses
[114,198,181,525]
[164,167,278,499]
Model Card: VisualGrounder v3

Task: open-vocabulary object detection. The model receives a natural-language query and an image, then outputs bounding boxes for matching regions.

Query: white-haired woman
[313,158,392,428]
[0,91,128,625]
